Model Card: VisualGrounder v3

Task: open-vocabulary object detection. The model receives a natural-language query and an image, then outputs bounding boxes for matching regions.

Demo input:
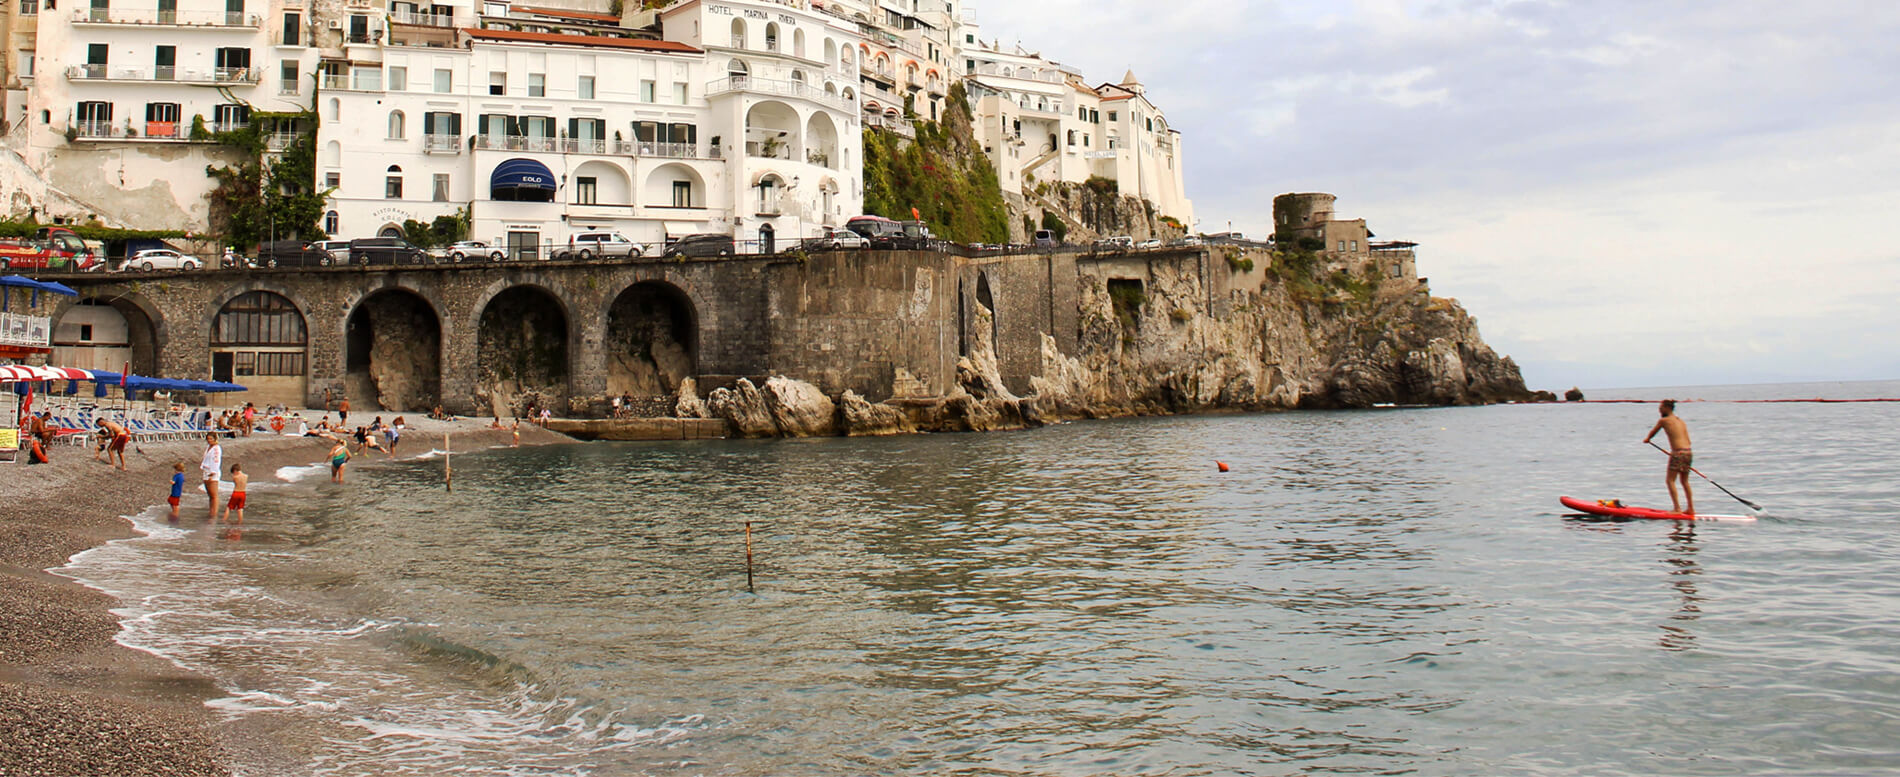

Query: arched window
[793,28,805,58]
[790,69,805,85]
[385,165,403,199]
[324,211,339,234]
[765,22,779,52]
[213,292,307,347]
[387,110,405,140]
[727,58,749,80]
[730,17,745,48]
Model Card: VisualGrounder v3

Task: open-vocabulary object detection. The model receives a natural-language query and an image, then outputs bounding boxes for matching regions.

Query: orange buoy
[1216,461,1230,472]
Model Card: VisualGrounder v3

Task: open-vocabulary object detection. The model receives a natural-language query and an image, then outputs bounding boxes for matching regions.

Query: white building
[813,0,955,128]
[321,0,862,253]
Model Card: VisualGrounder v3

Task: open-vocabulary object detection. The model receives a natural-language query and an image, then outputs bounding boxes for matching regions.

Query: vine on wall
[203,111,329,249]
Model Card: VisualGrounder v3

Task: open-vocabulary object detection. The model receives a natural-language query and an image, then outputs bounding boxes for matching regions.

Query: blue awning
[1,275,79,295]
[490,158,556,191]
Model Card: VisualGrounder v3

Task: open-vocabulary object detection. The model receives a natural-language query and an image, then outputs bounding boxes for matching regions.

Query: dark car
[662,233,734,258]
[254,240,334,268]
[348,237,433,266]
[844,215,905,249]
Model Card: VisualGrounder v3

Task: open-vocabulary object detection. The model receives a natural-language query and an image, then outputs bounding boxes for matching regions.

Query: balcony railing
[423,133,461,153]
[0,312,51,349]
[74,8,261,27]
[68,64,261,84]
[634,141,702,159]
[264,131,304,150]
[863,113,914,138]
[210,121,250,134]
[390,10,465,27]
[321,73,383,91]
[473,134,559,152]
[705,75,850,112]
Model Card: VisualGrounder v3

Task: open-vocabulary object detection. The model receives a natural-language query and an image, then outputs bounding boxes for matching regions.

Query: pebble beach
[0,418,569,776]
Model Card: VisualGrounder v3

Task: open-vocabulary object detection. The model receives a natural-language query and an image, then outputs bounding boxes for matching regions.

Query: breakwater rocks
[696,253,1542,439]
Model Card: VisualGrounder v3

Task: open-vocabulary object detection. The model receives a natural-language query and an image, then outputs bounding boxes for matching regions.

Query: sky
[965,0,1900,390]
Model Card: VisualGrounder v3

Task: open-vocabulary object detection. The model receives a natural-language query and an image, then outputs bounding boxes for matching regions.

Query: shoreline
[0,419,571,776]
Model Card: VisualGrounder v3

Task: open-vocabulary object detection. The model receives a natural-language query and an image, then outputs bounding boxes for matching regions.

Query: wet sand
[0,419,570,776]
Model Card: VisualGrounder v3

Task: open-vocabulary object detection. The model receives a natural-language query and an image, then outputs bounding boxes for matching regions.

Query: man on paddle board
[1642,399,1694,515]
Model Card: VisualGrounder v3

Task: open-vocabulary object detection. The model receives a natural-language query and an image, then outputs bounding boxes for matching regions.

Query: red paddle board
[1560,496,1757,523]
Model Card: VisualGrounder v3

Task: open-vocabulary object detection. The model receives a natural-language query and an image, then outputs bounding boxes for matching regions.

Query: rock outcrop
[707,376,838,438]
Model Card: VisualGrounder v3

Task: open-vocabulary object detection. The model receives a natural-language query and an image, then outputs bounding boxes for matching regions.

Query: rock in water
[675,377,710,419]
[841,390,915,436]
[763,376,837,437]
[707,379,776,438]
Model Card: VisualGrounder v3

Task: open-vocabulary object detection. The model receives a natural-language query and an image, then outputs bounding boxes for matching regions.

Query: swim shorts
[110,433,130,452]
[1668,450,1694,476]
[167,496,181,508]
[227,493,246,510]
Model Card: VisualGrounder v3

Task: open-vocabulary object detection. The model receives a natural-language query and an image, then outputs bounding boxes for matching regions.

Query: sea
[59,380,1900,776]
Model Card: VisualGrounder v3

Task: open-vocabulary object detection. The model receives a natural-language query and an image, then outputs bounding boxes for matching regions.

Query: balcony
[390,10,466,27]
[73,8,261,27]
[706,75,850,112]
[634,141,706,159]
[321,73,383,91]
[67,64,261,85]
[264,131,304,151]
[0,312,51,349]
[863,113,914,139]
[472,134,560,152]
[423,133,461,154]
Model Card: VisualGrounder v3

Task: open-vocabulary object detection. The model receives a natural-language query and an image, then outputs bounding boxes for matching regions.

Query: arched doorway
[210,291,308,408]
[477,286,568,418]
[605,282,697,407]
[51,296,160,375]
[345,289,440,412]
[759,223,775,254]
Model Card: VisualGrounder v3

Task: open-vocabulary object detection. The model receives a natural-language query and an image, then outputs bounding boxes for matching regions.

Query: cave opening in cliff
[345,289,441,413]
[477,285,569,417]
[605,281,697,404]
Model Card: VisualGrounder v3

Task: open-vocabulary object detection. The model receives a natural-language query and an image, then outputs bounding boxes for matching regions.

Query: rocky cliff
[704,245,1543,438]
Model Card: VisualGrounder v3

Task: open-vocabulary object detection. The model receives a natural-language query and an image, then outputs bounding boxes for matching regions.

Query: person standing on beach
[329,438,350,483]
[97,418,130,470]
[385,416,404,457]
[167,462,186,522]
[339,397,351,427]
[201,433,224,520]
[1643,399,1695,515]
[218,462,248,526]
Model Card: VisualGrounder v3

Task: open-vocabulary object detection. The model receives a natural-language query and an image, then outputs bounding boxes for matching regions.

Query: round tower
[1272,193,1336,245]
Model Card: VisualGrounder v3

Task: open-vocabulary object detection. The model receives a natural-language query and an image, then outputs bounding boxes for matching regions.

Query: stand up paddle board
[1559,496,1757,523]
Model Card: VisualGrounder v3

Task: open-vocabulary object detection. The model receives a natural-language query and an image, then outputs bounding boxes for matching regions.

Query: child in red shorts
[167,462,186,522]
[218,462,248,526]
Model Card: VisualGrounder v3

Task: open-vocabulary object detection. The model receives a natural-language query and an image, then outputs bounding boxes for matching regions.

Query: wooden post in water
[444,431,452,491]
[745,521,754,593]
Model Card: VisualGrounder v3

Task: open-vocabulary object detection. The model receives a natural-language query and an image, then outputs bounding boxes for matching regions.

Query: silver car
[125,248,200,272]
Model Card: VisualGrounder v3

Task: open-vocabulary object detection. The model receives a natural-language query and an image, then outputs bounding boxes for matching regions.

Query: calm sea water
[62,381,1900,776]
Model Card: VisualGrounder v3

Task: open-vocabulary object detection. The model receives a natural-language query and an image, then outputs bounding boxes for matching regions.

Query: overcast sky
[967,0,1900,390]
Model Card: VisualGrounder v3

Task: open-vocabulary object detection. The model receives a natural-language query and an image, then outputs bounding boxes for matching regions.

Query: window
[387,110,405,139]
[1338,240,1346,252]
[213,103,249,128]
[1108,110,1117,122]
[281,12,300,45]
[527,72,544,97]
[1066,129,1075,146]
[253,352,306,376]
[574,176,597,205]
[279,61,298,93]
[640,80,656,102]
[1350,240,1358,252]
[17,50,31,78]
[324,172,340,188]
[578,75,594,100]
[672,83,687,104]
[671,180,692,208]
[388,66,406,91]
[144,102,180,137]
[385,166,402,199]
[348,14,369,43]
[212,292,307,347]
[432,173,449,202]
[424,110,461,137]
[324,211,339,233]
[434,68,451,93]
[489,71,505,95]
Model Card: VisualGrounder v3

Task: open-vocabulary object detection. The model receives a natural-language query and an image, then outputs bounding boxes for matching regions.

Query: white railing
[69,64,259,84]
[473,135,559,152]
[864,113,914,138]
[705,75,850,112]
[0,312,51,348]
[635,141,701,159]
[74,8,260,26]
[423,133,461,153]
[390,10,464,27]
[264,132,303,150]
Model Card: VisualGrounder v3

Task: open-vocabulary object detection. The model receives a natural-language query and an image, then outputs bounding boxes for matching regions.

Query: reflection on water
[56,382,1900,776]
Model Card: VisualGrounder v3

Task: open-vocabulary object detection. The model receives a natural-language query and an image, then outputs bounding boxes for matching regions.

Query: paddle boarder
[1642,399,1694,516]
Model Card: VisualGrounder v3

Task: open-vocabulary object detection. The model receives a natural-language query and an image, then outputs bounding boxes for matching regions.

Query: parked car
[254,240,333,268]
[798,227,870,251]
[554,231,644,261]
[1135,238,1163,249]
[1033,229,1058,249]
[662,233,735,258]
[1096,235,1135,250]
[311,239,352,265]
[435,240,506,263]
[348,237,433,266]
[845,215,906,249]
[125,248,200,272]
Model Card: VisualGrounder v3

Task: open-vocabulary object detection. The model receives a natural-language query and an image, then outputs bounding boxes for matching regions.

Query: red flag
[120,361,129,388]
[21,382,31,418]
[911,207,921,220]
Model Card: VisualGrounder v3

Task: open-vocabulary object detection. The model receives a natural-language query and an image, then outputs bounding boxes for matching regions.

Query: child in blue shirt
[167,462,186,522]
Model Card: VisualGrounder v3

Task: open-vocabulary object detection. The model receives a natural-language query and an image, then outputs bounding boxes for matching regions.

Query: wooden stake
[444,431,452,491]
[745,521,754,593]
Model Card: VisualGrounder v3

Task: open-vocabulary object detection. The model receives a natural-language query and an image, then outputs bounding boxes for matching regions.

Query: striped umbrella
[0,365,95,383]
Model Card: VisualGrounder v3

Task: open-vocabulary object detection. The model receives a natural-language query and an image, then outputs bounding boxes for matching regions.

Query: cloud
[965,1,1900,386]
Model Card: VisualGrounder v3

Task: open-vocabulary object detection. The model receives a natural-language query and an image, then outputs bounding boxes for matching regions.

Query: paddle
[1647,441,1762,512]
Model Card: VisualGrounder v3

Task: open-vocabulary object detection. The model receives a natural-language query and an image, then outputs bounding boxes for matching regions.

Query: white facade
[322,0,862,252]
[814,0,954,126]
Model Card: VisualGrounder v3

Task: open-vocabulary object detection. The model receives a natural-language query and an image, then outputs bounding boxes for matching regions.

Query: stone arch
[643,162,705,208]
[475,284,570,418]
[50,292,164,376]
[604,280,698,402]
[345,288,441,412]
[570,160,630,205]
[975,271,999,355]
[208,288,309,408]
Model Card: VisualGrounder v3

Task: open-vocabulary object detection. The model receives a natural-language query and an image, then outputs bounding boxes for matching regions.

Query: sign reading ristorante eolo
[372,207,416,225]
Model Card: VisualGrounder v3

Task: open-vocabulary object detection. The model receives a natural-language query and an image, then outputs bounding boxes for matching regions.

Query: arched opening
[210,291,308,408]
[51,296,160,375]
[823,38,837,68]
[605,281,697,404]
[793,28,805,59]
[727,57,749,81]
[975,272,999,355]
[346,289,440,412]
[570,160,630,206]
[730,17,746,48]
[387,110,405,139]
[477,286,568,418]
[324,210,340,235]
[805,112,839,169]
[644,162,705,209]
[744,100,800,160]
[764,22,779,52]
[377,223,404,238]
[322,140,341,167]
[758,222,776,254]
